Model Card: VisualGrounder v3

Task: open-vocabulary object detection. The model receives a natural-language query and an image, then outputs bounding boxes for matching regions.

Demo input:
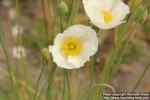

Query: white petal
[49,33,76,69]
[68,40,98,68]
[83,0,103,22]
[83,0,114,11]
[53,33,64,47]
[49,45,75,69]
[111,0,130,22]
[91,20,124,29]
[66,25,98,68]
[63,25,97,41]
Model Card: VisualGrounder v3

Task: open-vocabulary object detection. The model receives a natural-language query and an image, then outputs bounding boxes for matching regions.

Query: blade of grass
[0,22,19,100]
[80,84,115,100]
[46,63,57,99]
[132,62,150,92]
[33,60,46,100]
[67,0,79,26]
[63,70,71,100]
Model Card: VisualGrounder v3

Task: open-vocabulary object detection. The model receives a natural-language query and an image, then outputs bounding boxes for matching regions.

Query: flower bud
[41,48,49,61]
[56,1,68,16]
[134,5,148,24]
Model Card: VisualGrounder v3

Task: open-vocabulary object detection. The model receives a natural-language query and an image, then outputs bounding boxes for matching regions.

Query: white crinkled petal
[83,0,130,29]
[68,40,98,68]
[63,25,97,40]
[49,33,75,69]
[111,0,130,22]
[66,25,98,68]
[49,45,75,69]
[83,0,114,11]
[83,0,104,23]
[91,20,124,29]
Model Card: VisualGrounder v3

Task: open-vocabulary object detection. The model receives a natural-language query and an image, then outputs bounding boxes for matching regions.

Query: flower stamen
[102,10,113,23]
[61,37,81,56]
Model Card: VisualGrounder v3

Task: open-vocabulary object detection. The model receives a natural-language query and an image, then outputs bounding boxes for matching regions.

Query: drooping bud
[134,5,148,24]
[56,1,68,16]
[41,48,50,61]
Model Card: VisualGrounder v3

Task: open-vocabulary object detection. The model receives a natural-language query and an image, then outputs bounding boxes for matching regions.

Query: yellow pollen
[61,37,81,56]
[102,10,113,23]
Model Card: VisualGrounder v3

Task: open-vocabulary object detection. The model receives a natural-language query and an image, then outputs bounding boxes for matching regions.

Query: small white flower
[83,0,130,29]
[13,46,26,59]
[11,25,23,37]
[49,25,98,69]
[9,8,17,20]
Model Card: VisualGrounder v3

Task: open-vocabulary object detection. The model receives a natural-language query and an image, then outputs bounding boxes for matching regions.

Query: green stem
[67,0,79,26]
[88,56,95,100]
[132,62,150,92]
[0,28,19,100]
[0,33,14,88]
[115,24,137,72]
[46,63,57,99]
[98,4,138,99]
[63,70,71,100]
[80,84,115,100]
[62,70,66,100]
[33,60,46,100]
[100,0,139,85]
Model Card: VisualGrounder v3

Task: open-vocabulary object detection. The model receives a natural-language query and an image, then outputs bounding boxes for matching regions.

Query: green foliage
[24,18,46,48]
[134,5,147,24]
[119,44,145,64]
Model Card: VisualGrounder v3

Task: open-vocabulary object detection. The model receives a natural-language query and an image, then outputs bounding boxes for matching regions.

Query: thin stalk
[46,63,57,99]
[20,58,31,93]
[0,34,14,87]
[116,23,137,70]
[62,70,66,100]
[66,70,71,100]
[132,62,150,92]
[41,0,51,43]
[88,56,95,100]
[15,0,31,96]
[63,70,71,100]
[98,3,138,99]
[33,60,46,100]
[67,0,79,26]
[100,0,139,85]
[80,84,115,100]
[0,28,19,100]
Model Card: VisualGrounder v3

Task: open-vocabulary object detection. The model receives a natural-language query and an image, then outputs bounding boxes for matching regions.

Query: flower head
[83,0,130,29]
[49,25,98,69]
[11,25,23,37]
[13,46,26,59]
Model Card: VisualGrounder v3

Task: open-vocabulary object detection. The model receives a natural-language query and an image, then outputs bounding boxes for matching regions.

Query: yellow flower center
[102,10,113,23]
[61,37,81,56]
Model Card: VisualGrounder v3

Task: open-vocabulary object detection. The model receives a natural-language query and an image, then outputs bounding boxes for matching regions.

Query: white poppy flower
[13,46,26,59]
[83,0,130,29]
[49,25,98,69]
[11,25,23,37]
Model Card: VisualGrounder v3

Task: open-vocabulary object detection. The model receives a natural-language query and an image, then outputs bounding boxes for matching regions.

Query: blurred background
[0,0,150,100]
